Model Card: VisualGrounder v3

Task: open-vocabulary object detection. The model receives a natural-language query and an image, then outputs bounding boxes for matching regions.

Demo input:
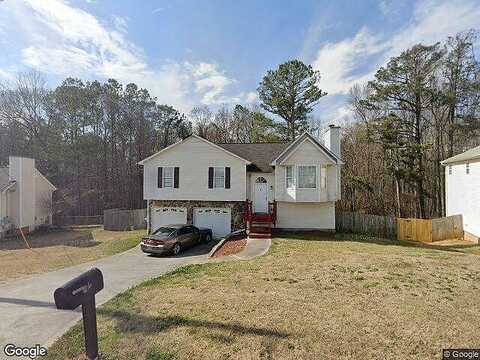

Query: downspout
[146,200,151,234]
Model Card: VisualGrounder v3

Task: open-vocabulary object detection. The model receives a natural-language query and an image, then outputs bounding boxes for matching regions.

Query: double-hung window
[163,167,174,188]
[298,166,317,189]
[286,166,295,188]
[214,167,225,188]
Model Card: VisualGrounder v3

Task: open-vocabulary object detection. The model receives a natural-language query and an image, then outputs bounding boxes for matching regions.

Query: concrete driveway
[0,242,213,349]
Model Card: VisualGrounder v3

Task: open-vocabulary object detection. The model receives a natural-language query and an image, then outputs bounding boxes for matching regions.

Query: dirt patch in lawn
[46,235,480,360]
[212,238,247,257]
[0,227,145,282]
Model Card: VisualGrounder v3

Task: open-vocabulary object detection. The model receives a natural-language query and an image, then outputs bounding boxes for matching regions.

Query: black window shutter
[225,167,231,189]
[157,167,163,188]
[208,167,214,188]
[174,167,180,188]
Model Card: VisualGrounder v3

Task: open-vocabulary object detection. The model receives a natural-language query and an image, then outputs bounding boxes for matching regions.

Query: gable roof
[0,167,11,192]
[0,166,56,192]
[441,145,480,165]
[271,132,343,165]
[217,142,289,172]
[35,168,57,191]
[138,134,251,165]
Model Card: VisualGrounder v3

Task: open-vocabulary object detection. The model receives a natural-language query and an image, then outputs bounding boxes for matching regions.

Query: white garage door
[151,207,187,232]
[193,208,231,239]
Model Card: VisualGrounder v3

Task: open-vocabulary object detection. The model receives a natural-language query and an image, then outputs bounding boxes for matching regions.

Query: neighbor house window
[448,165,452,175]
[321,166,327,189]
[214,167,225,188]
[466,163,470,174]
[163,167,174,188]
[286,166,295,188]
[298,166,316,189]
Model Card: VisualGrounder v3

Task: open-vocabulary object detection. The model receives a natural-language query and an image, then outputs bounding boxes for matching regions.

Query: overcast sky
[1,0,479,123]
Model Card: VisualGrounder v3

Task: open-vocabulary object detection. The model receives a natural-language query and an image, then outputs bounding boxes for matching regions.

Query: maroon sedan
[141,224,212,255]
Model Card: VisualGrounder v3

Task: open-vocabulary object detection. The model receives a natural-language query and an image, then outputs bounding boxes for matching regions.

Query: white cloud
[184,62,235,105]
[244,91,258,103]
[389,0,480,53]
[378,0,401,17]
[0,68,15,82]
[152,7,164,14]
[4,0,240,111]
[312,28,387,95]
[311,0,480,96]
[112,15,129,34]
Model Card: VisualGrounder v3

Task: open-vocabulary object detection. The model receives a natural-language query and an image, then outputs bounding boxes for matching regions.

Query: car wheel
[172,243,181,255]
[205,234,212,243]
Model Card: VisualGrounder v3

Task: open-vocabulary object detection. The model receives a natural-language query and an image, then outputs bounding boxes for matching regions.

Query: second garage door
[151,207,187,232]
[193,208,231,239]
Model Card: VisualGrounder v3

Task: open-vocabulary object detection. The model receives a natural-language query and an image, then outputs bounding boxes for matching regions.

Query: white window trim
[285,165,295,189]
[162,166,175,189]
[320,165,327,189]
[213,166,226,189]
[297,165,318,189]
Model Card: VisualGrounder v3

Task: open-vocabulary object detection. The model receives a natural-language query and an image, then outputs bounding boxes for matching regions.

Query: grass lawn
[47,234,480,360]
[0,227,145,282]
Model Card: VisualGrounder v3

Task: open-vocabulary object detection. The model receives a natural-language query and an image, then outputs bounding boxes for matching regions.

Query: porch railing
[244,200,277,227]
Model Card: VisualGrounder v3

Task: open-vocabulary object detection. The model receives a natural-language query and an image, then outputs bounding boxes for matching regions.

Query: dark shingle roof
[217,142,290,172]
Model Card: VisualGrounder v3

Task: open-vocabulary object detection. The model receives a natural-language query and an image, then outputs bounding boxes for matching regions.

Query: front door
[254,183,268,213]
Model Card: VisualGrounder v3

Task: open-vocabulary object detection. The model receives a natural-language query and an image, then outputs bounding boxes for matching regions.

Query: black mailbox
[54,268,104,360]
[54,268,104,310]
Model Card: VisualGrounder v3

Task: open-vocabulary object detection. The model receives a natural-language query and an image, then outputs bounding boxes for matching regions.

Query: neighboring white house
[139,126,343,238]
[441,145,480,239]
[0,156,56,236]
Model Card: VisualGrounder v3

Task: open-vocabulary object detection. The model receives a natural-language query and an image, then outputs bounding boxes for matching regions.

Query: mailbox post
[54,268,104,360]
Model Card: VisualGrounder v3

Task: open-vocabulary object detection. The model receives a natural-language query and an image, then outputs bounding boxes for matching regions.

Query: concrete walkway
[0,243,213,348]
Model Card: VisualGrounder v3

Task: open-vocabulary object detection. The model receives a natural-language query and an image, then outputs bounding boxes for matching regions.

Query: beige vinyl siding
[35,170,55,225]
[8,157,36,229]
[276,202,335,229]
[0,192,5,218]
[274,138,340,203]
[143,136,247,201]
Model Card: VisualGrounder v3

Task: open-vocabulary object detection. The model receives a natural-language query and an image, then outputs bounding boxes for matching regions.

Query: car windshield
[153,227,176,235]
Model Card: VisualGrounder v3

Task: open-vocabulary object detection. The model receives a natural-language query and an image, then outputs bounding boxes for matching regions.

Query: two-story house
[441,145,480,241]
[139,126,343,238]
[0,156,56,238]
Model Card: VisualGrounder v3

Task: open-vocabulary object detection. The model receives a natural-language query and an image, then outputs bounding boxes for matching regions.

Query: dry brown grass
[0,227,145,282]
[47,235,480,360]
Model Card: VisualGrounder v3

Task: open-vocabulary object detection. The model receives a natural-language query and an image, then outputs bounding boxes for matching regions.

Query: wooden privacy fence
[104,208,146,231]
[397,215,463,243]
[336,211,463,242]
[335,210,397,239]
